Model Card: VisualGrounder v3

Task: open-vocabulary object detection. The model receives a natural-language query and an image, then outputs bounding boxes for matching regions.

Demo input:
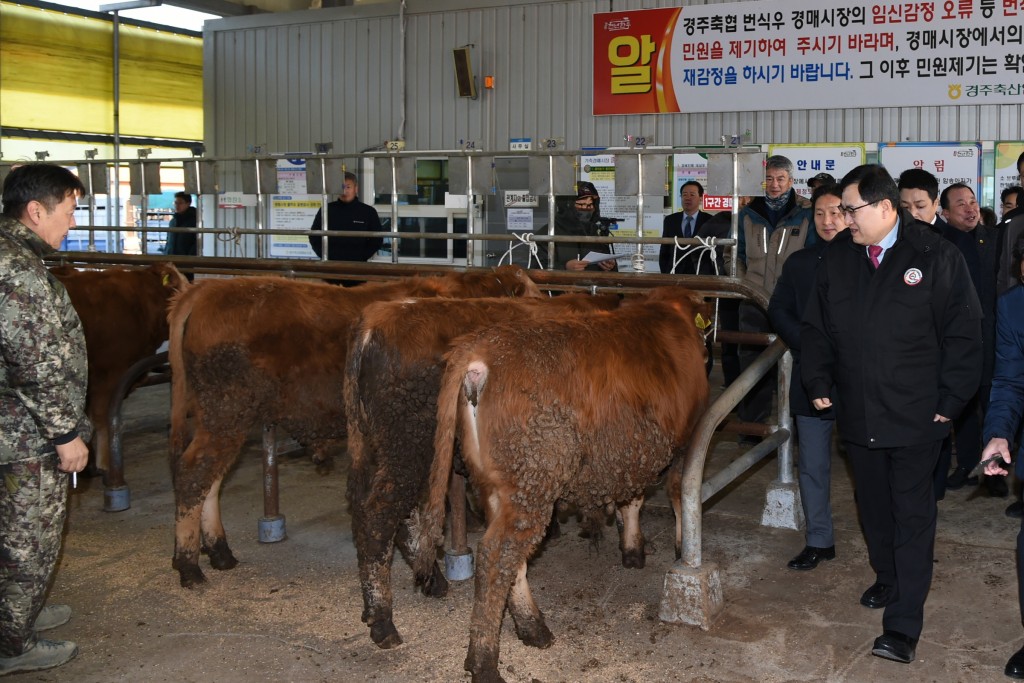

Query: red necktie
[868,244,883,269]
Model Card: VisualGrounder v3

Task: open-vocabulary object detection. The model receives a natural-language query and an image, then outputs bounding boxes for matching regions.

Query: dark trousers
[737,301,774,423]
[718,298,741,386]
[796,415,837,548]
[846,439,942,640]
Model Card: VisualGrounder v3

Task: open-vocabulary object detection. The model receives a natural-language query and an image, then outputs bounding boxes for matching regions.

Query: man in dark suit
[802,164,982,665]
[659,180,737,379]
[659,180,715,275]
[897,168,947,233]
[939,183,1001,495]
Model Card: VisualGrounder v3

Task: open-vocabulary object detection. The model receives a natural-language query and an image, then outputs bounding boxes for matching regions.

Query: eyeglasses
[839,200,879,217]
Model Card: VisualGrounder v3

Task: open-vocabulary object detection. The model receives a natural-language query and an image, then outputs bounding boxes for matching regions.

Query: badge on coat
[904,268,923,286]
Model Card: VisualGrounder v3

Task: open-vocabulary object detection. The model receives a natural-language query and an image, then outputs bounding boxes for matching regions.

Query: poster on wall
[672,153,709,212]
[594,1,1024,115]
[580,154,664,261]
[767,144,867,198]
[876,142,982,198]
[996,141,1024,197]
[270,158,320,259]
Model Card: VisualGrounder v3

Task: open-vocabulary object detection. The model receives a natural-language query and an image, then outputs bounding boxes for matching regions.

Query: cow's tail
[167,287,196,472]
[411,351,467,579]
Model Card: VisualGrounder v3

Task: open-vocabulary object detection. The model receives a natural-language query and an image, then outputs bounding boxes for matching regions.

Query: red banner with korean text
[595,1,1024,115]
[593,8,682,115]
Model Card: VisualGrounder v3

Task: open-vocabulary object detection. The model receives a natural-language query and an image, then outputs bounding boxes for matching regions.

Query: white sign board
[580,154,663,259]
[506,208,534,232]
[768,144,867,198]
[270,158,319,259]
[877,142,982,198]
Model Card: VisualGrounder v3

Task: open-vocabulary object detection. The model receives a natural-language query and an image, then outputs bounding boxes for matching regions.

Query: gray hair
[765,155,794,176]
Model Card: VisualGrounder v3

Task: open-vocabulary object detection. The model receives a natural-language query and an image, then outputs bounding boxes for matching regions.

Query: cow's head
[150,262,191,295]
[638,286,715,334]
[490,264,542,298]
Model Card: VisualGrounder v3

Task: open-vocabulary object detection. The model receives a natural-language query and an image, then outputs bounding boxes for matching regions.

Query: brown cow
[52,263,189,472]
[413,286,710,683]
[345,293,621,649]
[168,266,540,588]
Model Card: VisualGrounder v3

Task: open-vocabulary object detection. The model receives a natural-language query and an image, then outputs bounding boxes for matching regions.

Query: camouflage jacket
[0,215,90,464]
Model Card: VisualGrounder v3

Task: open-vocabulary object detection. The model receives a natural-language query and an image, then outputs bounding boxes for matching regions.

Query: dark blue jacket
[983,285,1024,478]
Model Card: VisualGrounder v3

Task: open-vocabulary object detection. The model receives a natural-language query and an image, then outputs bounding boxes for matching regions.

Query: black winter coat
[309,197,383,262]
[801,212,983,449]
[768,240,833,418]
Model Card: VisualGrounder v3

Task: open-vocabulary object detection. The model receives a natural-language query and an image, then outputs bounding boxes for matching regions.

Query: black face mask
[576,209,594,222]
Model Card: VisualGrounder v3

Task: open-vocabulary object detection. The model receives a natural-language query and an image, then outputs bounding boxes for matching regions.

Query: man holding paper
[536,181,619,272]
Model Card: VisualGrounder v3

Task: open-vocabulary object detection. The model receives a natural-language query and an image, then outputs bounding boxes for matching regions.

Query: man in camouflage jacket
[1,163,90,676]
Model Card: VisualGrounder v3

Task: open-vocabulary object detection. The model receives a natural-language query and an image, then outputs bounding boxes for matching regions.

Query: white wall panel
[205,0,1024,161]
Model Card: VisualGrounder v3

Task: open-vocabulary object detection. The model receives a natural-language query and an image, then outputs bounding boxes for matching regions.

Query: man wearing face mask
[535,181,618,272]
[735,155,814,433]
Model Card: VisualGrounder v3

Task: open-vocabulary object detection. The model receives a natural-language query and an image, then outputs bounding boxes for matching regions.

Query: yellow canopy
[0,2,202,140]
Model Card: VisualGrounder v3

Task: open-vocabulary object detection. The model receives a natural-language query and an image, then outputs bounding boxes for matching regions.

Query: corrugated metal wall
[204,0,1023,158]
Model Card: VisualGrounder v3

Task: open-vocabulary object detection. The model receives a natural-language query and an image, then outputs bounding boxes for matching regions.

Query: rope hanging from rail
[670,236,722,343]
[498,232,546,270]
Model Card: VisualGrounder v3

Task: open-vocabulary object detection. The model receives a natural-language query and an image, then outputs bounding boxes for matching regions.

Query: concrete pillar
[658,561,724,630]
[761,479,803,530]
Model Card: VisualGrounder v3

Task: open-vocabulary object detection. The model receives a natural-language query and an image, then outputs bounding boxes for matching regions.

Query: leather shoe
[787,545,835,570]
[871,630,916,663]
[946,466,978,490]
[1005,644,1024,679]
[860,582,896,609]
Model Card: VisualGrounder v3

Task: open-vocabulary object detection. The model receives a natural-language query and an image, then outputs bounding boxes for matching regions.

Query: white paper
[581,251,628,264]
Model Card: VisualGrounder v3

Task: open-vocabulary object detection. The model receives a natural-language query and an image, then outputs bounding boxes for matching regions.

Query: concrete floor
[8,377,1024,683]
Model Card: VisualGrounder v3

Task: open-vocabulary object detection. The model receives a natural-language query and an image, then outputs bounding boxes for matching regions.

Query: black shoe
[787,545,836,571]
[860,582,896,609]
[871,630,917,663]
[1006,644,1024,679]
[946,466,979,490]
[1007,501,1024,519]
[987,475,1010,498]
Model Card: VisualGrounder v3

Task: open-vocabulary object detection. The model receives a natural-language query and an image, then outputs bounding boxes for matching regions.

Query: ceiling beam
[165,0,264,16]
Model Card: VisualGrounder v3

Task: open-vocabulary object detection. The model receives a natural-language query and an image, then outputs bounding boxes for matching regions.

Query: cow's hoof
[370,621,403,649]
[204,539,238,571]
[177,566,207,589]
[418,566,449,598]
[621,549,646,569]
[469,669,506,683]
[515,620,554,649]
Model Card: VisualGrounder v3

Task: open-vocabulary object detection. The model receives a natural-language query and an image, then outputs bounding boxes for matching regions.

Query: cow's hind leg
[172,431,242,588]
[465,497,550,683]
[398,521,448,599]
[201,474,237,570]
[616,497,646,568]
[507,561,552,648]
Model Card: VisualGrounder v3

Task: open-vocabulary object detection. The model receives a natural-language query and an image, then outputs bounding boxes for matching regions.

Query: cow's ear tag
[162,273,171,286]
[694,313,711,330]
